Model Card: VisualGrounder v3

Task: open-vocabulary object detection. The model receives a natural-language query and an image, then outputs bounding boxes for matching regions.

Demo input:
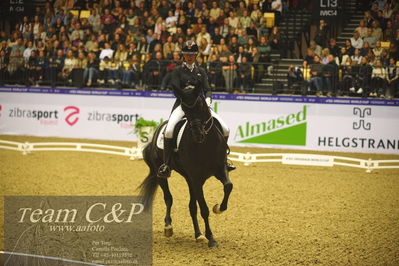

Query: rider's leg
[210,110,236,172]
[158,105,185,178]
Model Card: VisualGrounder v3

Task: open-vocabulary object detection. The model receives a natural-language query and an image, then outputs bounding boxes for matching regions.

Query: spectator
[371,59,388,97]
[328,38,340,57]
[351,48,363,65]
[308,55,324,95]
[322,54,339,97]
[271,0,283,25]
[341,57,355,94]
[207,54,223,89]
[373,41,386,60]
[386,57,399,98]
[99,42,114,60]
[222,55,238,93]
[309,40,322,57]
[355,20,368,38]
[350,31,364,49]
[84,52,99,87]
[353,57,371,96]
[371,20,383,41]
[237,55,252,92]
[210,1,221,20]
[321,48,330,64]
[364,11,374,28]
[383,20,395,41]
[314,19,328,47]
[61,50,76,84]
[304,48,315,65]
[269,26,281,51]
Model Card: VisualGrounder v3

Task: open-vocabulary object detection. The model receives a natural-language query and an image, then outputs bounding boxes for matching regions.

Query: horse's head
[180,86,212,144]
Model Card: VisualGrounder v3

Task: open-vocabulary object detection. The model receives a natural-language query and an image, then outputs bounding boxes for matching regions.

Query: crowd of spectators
[289,0,399,99]
[0,0,290,93]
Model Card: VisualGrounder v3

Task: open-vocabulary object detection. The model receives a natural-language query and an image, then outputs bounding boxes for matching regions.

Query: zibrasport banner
[1,88,398,154]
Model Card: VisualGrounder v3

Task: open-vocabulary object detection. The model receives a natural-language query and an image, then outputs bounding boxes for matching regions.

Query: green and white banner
[1,90,398,154]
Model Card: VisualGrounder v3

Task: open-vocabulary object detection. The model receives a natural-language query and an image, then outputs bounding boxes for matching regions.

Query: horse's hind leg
[213,170,233,214]
[194,184,218,248]
[187,182,206,242]
[158,178,173,237]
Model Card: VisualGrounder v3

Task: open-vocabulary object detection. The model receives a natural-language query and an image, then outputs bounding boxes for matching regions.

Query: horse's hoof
[164,225,173,237]
[213,204,223,214]
[208,239,219,248]
[196,234,207,243]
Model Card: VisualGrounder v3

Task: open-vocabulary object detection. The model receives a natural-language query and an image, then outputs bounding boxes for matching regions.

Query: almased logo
[235,106,308,146]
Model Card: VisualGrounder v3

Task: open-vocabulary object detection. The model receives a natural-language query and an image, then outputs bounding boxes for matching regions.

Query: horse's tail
[138,169,158,211]
[138,133,160,211]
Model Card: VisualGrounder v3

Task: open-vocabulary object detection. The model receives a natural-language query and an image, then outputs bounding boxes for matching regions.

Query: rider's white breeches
[164,105,230,138]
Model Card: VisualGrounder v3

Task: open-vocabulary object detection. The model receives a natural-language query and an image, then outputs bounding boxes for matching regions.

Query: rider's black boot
[158,137,174,178]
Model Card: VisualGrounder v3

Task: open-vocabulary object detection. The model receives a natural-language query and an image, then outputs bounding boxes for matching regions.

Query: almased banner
[1,87,398,154]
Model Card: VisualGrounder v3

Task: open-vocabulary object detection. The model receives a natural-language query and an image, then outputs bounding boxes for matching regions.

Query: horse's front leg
[186,181,206,242]
[213,169,233,214]
[158,178,173,237]
[194,184,218,248]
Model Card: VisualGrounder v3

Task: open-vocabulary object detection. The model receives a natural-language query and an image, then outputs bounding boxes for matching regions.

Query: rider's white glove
[205,97,212,107]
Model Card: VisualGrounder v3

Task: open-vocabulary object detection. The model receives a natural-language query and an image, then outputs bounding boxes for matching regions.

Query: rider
[158,40,236,178]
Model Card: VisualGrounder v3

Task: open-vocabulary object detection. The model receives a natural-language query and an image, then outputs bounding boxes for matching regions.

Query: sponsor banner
[1,89,398,154]
[4,196,152,266]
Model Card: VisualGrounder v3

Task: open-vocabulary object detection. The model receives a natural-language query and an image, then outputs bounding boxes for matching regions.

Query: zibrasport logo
[64,106,80,126]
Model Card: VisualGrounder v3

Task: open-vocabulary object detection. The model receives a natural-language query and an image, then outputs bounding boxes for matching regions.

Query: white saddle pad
[156,120,188,151]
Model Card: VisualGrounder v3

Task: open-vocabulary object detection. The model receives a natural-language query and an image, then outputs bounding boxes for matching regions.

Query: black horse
[139,87,233,248]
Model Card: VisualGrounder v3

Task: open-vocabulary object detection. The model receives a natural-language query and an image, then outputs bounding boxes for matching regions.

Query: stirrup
[158,164,171,178]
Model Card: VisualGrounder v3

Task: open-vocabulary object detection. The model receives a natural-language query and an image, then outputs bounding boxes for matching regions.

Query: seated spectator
[351,48,363,65]
[371,21,383,41]
[373,41,386,60]
[322,54,339,97]
[364,10,374,28]
[237,56,252,92]
[26,50,38,85]
[269,26,281,51]
[355,20,368,38]
[386,57,399,98]
[98,56,111,85]
[246,22,258,40]
[340,57,355,94]
[361,41,372,56]
[344,39,355,56]
[304,48,315,65]
[207,54,223,89]
[308,55,324,95]
[222,55,238,93]
[84,52,99,87]
[287,65,305,94]
[371,59,388,97]
[336,47,350,66]
[108,58,121,85]
[61,50,76,84]
[309,40,322,57]
[199,38,212,58]
[321,48,330,64]
[257,36,271,60]
[350,32,364,49]
[328,38,340,57]
[34,50,47,85]
[384,20,395,41]
[99,42,114,60]
[364,28,377,48]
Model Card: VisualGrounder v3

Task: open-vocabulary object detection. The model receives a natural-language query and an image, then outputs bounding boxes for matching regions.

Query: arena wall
[1,86,398,154]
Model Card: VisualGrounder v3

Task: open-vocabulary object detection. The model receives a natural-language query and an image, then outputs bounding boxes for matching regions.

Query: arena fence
[1,140,399,173]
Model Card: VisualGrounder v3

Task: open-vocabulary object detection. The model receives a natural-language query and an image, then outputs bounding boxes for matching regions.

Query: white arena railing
[1,140,399,173]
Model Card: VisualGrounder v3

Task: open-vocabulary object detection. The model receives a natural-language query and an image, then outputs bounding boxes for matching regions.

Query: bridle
[181,95,214,138]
